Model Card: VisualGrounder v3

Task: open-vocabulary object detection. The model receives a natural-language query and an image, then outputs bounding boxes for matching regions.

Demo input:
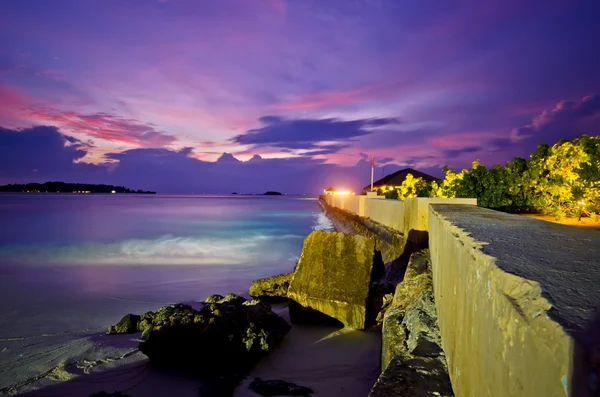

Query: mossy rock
[249,272,293,300]
[287,230,379,329]
[106,314,140,335]
[205,294,224,303]
[381,249,446,373]
[137,311,155,332]
[138,296,290,385]
[218,293,246,305]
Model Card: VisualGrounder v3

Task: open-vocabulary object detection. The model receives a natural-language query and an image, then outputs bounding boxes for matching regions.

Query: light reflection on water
[0,194,332,338]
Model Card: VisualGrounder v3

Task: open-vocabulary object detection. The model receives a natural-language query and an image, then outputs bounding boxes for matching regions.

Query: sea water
[0,194,333,395]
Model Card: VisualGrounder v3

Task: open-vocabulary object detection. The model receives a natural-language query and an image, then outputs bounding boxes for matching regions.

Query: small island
[0,182,156,194]
[263,191,282,196]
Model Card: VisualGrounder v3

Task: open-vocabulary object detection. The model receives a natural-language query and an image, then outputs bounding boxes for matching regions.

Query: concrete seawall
[322,195,476,245]
[321,195,600,396]
[429,204,600,397]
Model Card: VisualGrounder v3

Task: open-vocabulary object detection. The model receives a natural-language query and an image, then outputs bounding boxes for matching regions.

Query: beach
[0,194,379,396]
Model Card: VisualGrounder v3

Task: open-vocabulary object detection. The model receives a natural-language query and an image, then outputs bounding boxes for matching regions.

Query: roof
[362,168,440,191]
[325,186,337,192]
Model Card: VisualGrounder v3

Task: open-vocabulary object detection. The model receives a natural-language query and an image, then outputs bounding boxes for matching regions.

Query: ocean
[0,194,337,396]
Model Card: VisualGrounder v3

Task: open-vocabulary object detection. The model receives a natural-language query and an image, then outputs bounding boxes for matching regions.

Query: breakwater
[323,194,600,397]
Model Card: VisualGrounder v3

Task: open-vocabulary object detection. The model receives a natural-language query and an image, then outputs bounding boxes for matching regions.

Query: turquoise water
[0,194,329,265]
[0,194,331,338]
[0,194,334,394]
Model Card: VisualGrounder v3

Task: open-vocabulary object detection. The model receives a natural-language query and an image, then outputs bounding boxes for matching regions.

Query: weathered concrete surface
[403,198,476,246]
[321,195,476,246]
[287,230,379,329]
[249,272,293,300]
[319,199,405,264]
[429,204,600,397]
[322,195,405,231]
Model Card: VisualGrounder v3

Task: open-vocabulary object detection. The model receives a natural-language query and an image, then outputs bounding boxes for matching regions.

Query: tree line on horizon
[0,181,156,194]
[377,134,600,220]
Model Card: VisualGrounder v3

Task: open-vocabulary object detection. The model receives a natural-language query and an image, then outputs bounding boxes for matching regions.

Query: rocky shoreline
[101,197,453,396]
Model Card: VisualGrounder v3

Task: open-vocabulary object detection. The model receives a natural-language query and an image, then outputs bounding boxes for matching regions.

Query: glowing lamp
[334,190,352,196]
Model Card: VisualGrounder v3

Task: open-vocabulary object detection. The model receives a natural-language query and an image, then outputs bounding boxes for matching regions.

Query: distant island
[0,182,156,194]
[230,191,283,196]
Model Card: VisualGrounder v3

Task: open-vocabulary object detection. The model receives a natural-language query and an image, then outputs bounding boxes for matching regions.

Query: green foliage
[378,188,398,199]
[378,173,431,200]
[434,134,600,219]
[398,173,431,199]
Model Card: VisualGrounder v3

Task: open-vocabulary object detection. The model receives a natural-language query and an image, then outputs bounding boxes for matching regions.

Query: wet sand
[236,306,381,397]
[3,302,380,397]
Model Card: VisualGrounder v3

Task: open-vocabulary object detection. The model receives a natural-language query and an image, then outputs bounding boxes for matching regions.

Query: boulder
[249,377,314,396]
[373,249,453,396]
[106,314,140,335]
[287,230,380,329]
[218,293,246,305]
[381,249,434,367]
[138,298,290,385]
[249,272,293,300]
[137,311,155,333]
[368,355,453,397]
[204,294,224,303]
[375,293,394,324]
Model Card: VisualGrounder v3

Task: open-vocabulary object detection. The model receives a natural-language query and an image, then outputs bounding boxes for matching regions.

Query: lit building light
[111,190,116,194]
[334,190,352,196]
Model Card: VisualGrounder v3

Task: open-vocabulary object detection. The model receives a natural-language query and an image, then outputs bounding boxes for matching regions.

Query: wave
[0,233,304,266]
[312,212,334,231]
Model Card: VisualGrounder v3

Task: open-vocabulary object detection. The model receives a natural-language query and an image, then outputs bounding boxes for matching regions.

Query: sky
[1,0,600,194]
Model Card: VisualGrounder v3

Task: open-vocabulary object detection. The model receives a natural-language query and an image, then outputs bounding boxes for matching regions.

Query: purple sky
[1,0,600,193]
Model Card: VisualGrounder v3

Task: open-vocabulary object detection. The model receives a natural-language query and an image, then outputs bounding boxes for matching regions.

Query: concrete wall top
[431,204,600,333]
[429,204,600,397]
[322,195,476,245]
[404,198,476,245]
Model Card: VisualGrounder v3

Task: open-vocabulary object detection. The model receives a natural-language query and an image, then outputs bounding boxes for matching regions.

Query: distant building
[323,186,337,195]
[362,168,440,192]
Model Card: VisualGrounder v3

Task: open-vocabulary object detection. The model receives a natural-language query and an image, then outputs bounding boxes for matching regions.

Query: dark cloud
[0,126,105,184]
[232,116,402,153]
[488,137,512,147]
[511,94,600,142]
[216,152,241,163]
[304,144,351,156]
[442,146,481,159]
[1,125,412,193]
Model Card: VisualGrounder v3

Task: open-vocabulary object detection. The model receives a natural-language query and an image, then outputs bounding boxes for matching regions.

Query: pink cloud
[0,84,28,111]
[274,88,370,111]
[511,94,600,142]
[430,131,503,147]
[0,84,38,127]
[22,107,177,148]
